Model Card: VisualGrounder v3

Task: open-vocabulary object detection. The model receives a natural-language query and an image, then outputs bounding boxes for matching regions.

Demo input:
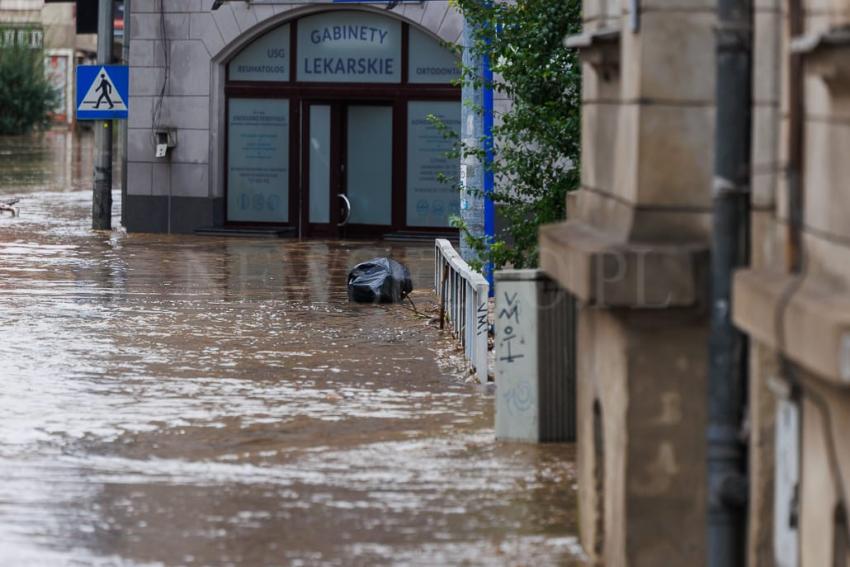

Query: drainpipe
[707,0,752,563]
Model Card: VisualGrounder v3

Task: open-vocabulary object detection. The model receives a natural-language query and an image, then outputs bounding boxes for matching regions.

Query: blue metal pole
[459,9,495,294]
[482,43,495,292]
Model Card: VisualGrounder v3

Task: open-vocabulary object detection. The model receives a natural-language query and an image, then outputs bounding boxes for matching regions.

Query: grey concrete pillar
[459,21,485,264]
[494,269,577,442]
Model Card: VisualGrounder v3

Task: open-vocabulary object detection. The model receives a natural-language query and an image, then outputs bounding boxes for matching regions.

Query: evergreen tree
[0,45,59,135]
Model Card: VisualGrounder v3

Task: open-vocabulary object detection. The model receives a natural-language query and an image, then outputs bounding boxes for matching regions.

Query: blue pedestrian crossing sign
[76,65,129,120]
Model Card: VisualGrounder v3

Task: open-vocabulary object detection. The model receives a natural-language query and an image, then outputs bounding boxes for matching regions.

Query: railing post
[474,282,489,379]
[434,239,491,381]
[439,259,448,330]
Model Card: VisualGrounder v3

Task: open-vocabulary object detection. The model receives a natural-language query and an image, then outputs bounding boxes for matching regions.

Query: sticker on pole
[76,65,128,120]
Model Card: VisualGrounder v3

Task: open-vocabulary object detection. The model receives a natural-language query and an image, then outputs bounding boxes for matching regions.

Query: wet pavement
[0,131,581,566]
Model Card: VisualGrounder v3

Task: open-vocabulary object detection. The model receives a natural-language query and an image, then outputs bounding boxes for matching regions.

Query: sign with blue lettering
[228,24,290,82]
[297,12,401,83]
[227,99,290,223]
[76,65,128,120]
[406,101,461,227]
[409,27,461,84]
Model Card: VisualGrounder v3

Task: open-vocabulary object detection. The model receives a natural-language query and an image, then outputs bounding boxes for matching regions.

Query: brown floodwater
[0,131,582,566]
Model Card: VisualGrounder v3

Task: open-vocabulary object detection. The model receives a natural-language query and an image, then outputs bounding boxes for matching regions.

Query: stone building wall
[125,0,463,233]
[0,0,41,23]
[734,0,850,564]
[540,0,716,563]
[743,0,783,563]
[41,2,75,50]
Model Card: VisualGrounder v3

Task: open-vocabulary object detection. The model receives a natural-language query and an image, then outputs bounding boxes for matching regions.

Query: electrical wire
[152,0,169,130]
[150,0,172,233]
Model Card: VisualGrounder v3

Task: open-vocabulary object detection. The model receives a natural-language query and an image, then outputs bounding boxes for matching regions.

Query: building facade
[0,0,42,23]
[125,0,465,238]
[540,0,717,563]
[543,0,850,562]
[734,0,850,564]
[0,0,100,126]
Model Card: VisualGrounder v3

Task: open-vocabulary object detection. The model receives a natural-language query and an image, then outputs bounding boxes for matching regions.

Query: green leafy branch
[436,0,582,270]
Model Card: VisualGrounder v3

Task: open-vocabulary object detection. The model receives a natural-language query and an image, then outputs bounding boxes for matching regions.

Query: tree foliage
[451,0,582,270]
[0,46,58,135]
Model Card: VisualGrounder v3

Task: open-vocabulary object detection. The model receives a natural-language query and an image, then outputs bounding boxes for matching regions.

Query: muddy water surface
[0,132,581,566]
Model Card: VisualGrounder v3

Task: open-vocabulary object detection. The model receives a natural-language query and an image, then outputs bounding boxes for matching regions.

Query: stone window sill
[539,220,708,309]
[733,268,850,388]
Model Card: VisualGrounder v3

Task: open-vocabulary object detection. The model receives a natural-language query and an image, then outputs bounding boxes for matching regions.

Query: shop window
[408,27,461,85]
[227,98,290,223]
[406,101,461,227]
[296,11,402,84]
[228,25,291,82]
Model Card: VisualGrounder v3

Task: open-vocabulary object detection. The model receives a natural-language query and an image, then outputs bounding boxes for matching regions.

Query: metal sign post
[93,0,114,230]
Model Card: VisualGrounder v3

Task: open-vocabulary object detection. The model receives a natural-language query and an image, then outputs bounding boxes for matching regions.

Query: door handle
[338,194,351,227]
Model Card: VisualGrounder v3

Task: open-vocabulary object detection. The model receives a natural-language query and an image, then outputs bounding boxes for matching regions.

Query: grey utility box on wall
[494,269,576,442]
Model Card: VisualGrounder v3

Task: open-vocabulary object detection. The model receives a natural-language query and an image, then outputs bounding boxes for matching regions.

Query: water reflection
[0,129,98,194]
[0,135,582,565]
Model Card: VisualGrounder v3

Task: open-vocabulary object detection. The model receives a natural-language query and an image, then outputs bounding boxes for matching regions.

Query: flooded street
[0,132,580,566]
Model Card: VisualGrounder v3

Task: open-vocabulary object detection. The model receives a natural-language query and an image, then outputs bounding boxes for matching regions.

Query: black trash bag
[347,257,413,303]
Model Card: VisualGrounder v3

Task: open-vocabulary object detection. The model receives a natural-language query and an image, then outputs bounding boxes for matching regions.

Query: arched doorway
[224,9,462,239]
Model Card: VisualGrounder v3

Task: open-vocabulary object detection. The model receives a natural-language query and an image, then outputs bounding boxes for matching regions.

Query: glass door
[302,102,342,237]
[343,105,393,230]
[301,102,394,238]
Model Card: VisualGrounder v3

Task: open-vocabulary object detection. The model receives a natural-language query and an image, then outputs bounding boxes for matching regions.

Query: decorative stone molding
[564,27,620,80]
[733,268,850,388]
[539,220,708,309]
[791,27,850,91]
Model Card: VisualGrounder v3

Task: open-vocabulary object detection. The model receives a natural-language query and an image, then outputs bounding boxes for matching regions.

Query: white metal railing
[434,239,490,380]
